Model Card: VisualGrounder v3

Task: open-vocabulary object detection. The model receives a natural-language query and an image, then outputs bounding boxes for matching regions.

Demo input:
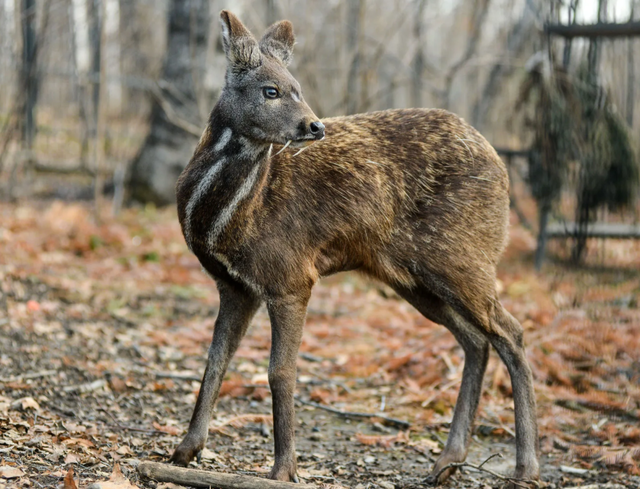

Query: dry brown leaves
[1,201,639,484]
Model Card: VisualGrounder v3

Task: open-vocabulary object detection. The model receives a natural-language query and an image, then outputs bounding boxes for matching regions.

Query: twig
[138,461,319,489]
[428,453,539,489]
[156,372,202,382]
[62,379,107,393]
[295,397,410,429]
[0,369,58,383]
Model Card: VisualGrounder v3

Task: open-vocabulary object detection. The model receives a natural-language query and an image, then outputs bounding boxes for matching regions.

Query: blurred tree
[128,0,209,205]
[118,0,151,116]
[21,0,38,165]
[345,0,364,114]
[411,0,427,108]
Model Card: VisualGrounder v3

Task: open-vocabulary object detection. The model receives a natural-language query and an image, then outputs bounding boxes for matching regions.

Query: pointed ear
[259,20,295,66]
[219,10,261,71]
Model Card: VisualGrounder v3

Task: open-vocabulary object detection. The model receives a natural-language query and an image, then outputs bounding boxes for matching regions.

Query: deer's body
[171,11,539,488]
[178,108,508,300]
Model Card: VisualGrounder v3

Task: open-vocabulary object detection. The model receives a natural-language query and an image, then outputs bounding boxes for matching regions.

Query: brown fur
[170,11,539,488]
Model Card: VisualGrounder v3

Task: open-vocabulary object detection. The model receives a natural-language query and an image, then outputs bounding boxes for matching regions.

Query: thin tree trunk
[265,0,280,26]
[346,0,363,115]
[88,0,106,217]
[68,0,90,168]
[128,0,209,205]
[472,3,536,128]
[411,0,426,108]
[626,1,636,126]
[118,0,143,116]
[21,0,37,161]
[562,0,580,69]
[443,0,490,110]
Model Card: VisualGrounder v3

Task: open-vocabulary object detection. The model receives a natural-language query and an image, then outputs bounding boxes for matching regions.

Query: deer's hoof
[169,439,203,467]
[269,463,299,482]
[426,449,467,485]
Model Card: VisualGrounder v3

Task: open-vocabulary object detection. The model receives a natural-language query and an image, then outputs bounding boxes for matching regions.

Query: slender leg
[266,293,309,482]
[171,280,260,466]
[488,305,540,486]
[399,287,490,484]
[429,309,490,484]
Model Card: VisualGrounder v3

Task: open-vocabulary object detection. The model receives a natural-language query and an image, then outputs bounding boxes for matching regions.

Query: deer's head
[217,11,324,148]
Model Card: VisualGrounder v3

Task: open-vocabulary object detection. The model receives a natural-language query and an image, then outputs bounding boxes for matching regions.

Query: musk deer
[171,10,539,488]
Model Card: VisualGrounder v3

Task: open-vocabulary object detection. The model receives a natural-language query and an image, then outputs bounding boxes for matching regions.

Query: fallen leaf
[0,466,24,479]
[152,422,181,436]
[10,397,39,411]
[88,463,139,489]
[63,467,78,489]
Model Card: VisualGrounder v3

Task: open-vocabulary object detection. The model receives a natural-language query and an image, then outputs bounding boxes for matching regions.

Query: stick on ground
[428,453,539,489]
[138,462,319,489]
[295,397,411,429]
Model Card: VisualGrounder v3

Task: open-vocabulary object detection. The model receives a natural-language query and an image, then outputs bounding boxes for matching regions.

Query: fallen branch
[555,399,640,422]
[428,453,539,489]
[156,371,202,382]
[0,369,57,383]
[295,397,410,429]
[62,379,107,393]
[138,461,318,489]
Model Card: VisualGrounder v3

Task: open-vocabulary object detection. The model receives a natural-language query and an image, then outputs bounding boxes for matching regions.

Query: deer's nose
[309,121,325,139]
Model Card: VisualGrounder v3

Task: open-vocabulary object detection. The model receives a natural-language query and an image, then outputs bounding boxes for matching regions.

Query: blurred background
[0,0,639,267]
[2,3,640,486]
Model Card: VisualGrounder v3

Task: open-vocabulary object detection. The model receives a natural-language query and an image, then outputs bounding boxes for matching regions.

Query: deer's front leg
[266,293,309,482]
[171,280,260,466]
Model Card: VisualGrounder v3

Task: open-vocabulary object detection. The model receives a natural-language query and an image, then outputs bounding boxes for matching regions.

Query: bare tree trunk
[627,1,637,126]
[345,0,363,115]
[562,0,580,69]
[66,0,90,168]
[265,0,281,26]
[118,0,147,116]
[411,0,426,108]
[88,0,102,152]
[442,0,490,110]
[128,0,210,205]
[21,0,37,162]
[472,3,536,128]
[88,0,106,215]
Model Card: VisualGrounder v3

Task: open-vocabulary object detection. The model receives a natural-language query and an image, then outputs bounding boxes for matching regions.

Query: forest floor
[1,200,639,489]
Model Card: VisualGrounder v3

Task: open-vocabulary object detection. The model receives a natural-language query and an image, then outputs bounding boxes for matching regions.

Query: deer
[170,10,540,489]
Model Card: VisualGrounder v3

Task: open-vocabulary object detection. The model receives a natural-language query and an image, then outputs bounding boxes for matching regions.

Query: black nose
[309,121,325,139]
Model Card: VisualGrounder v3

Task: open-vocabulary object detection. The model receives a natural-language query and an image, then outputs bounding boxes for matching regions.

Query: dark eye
[263,87,279,99]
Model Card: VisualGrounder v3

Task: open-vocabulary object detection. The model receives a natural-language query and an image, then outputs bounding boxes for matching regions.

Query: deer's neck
[179,117,271,254]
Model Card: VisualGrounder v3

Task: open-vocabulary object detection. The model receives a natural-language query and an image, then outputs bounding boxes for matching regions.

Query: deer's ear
[259,20,295,66]
[219,10,261,71]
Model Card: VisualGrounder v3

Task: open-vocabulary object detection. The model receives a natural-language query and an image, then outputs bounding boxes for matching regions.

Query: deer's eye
[263,87,280,99]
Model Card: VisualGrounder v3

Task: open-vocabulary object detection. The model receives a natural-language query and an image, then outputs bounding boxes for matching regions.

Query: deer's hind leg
[486,304,539,486]
[395,286,490,485]
[402,275,540,487]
